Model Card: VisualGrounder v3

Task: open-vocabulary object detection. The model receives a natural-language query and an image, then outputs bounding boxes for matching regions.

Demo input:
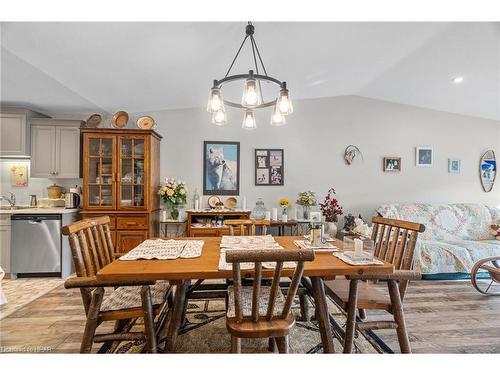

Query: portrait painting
[203,141,240,195]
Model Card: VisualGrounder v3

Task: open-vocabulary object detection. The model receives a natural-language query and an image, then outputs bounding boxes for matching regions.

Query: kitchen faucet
[0,192,16,207]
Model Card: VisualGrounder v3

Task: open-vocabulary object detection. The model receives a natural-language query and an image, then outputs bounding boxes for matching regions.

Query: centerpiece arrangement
[158,178,188,220]
[296,191,317,220]
[319,187,343,238]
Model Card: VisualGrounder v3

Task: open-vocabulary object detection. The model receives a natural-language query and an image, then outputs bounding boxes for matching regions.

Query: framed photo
[203,141,240,195]
[10,164,28,187]
[255,149,284,185]
[383,157,401,172]
[448,158,461,174]
[310,211,322,222]
[416,147,433,167]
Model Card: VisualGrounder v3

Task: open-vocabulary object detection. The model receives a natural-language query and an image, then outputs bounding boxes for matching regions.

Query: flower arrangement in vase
[296,191,317,220]
[319,187,343,238]
[158,178,188,220]
[279,198,290,216]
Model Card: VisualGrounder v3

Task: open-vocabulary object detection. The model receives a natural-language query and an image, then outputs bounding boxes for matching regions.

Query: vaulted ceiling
[1,22,499,120]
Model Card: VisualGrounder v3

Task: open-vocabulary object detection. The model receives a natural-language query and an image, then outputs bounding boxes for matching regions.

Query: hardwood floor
[0,278,499,353]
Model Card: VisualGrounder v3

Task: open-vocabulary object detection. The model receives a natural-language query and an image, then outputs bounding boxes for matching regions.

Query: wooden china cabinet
[81,128,162,254]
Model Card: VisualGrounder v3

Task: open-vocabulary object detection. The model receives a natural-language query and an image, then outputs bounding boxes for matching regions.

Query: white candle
[161,210,168,222]
[242,196,247,210]
[291,207,297,221]
[282,214,288,223]
[265,211,271,220]
[194,199,199,210]
[271,208,278,221]
[354,238,363,257]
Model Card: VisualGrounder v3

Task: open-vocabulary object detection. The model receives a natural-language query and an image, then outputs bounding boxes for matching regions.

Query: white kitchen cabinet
[30,119,83,178]
[0,108,48,157]
[0,214,11,273]
[0,113,27,156]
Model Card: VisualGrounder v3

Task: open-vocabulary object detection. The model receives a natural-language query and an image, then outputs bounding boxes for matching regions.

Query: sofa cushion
[378,203,497,242]
[414,239,500,274]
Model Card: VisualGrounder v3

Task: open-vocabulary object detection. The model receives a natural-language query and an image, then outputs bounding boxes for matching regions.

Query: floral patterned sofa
[377,203,500,278]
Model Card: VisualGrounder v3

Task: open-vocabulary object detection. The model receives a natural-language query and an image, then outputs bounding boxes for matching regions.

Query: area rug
[110,295,381,354]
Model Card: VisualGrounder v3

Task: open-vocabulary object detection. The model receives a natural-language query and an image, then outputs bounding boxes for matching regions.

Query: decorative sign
[480,150,496,192]
[10,164,28,187]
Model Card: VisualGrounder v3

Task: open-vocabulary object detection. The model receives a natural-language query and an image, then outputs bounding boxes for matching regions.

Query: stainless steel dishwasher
[11,214,62,278]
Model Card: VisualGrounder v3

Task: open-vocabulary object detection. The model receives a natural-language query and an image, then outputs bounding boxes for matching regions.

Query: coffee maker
[65,185,82,209]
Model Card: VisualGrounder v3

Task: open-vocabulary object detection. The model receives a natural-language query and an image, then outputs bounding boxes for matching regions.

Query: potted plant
[319,187,343,238]
[296,191,317,220]
[158,178,188,221]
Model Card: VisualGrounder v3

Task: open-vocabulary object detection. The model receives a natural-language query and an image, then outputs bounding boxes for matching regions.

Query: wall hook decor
[344,145,363,165]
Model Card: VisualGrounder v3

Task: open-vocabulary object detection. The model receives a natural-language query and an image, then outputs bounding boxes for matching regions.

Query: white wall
[140,95,500,223]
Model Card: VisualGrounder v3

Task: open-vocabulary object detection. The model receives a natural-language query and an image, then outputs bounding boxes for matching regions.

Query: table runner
[119,239,204,260]
[293,239,339,252]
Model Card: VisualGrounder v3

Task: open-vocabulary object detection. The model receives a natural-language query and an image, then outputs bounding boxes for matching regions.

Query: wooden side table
[269,220,298,236]
[159,220,187,238]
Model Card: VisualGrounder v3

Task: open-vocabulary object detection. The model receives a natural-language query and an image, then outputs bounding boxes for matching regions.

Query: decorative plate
[207,195,221,208]
[86,114,102,128]
[137,116,155,129]
[112,111,129,128]
[224,197,237,209]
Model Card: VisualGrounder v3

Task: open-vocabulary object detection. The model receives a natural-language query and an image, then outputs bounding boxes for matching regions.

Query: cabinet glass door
[85,135,116,209]
[118,136,146,209]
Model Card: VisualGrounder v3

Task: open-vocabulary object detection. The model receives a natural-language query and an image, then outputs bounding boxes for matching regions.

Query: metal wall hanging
[344,145,363,165]
[206,22,293,129]
[480,150,496,192]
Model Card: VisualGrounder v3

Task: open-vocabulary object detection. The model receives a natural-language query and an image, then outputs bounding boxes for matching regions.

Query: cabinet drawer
[117,216,148,230]
[116,231,147,254]
[83,214,115,230]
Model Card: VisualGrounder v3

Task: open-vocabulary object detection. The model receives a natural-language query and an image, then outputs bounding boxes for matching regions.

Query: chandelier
[206,22,293,129]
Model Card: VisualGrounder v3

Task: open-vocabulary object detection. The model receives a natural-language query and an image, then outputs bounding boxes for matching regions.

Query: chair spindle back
[62,216,115,277]
[225,249,314,322]
[225,219,270,236]
[371,216,425,298]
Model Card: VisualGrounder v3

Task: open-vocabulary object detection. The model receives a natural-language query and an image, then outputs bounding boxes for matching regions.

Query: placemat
[333,251,384,265]
[119,239,204,260]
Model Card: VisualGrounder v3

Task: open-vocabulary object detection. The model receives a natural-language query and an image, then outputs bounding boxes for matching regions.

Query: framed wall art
[255,149,284,186]
[203,141,240,195]
[383,157,401,172]
[416,146,433,167]
[448,158,461,174]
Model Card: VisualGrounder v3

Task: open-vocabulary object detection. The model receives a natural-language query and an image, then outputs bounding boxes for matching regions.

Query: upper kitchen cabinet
[0,107,48,157]
[30,118,84,178]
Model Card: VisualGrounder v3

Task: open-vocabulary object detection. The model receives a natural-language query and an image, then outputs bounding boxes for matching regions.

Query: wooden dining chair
[324,216,425,353]
[225,219,270,236]
[62,216,172,353]
[225,249,315,353]
[471,255,500,295]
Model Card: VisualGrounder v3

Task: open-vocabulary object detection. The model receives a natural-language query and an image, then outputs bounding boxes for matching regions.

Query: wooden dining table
[97,236,395,353]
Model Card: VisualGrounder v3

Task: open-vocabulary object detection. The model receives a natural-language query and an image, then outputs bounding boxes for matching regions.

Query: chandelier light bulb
[211,108,227,126]
[277,84,293,115]
[241,77,262,108]
[207,84,224,113]
[241,110,257,130]
[270,102,286,126]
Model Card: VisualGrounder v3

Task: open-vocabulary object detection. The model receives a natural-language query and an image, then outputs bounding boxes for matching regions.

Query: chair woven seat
[227,286,285,318]
[101,281,170,312]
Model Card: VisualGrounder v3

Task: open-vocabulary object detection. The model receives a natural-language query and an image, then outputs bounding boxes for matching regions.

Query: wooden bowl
[112,111,129,128]
[137,116,155,129]
[224,197,237,209]
[86,114,102,128]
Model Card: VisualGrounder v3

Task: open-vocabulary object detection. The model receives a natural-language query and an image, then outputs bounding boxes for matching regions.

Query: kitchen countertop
[0,207,80,215]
